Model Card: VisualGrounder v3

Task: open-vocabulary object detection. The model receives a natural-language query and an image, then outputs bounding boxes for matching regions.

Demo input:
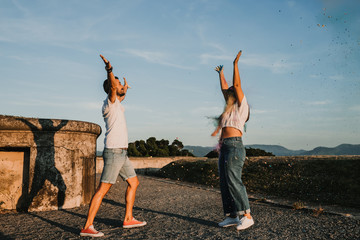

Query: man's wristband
[105,66,113,73]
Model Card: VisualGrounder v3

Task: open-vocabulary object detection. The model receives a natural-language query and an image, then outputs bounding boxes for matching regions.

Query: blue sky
[0,0,359,151]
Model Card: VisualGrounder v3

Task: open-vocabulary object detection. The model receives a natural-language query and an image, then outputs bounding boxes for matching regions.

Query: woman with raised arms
[212,50,254,231]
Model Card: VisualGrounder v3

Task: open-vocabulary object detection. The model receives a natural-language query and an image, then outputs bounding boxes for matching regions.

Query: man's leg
[124,176,139,222]
[83,182,112,229]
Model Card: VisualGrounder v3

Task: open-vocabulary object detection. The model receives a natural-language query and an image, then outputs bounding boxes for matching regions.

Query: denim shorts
[100,148,137,184]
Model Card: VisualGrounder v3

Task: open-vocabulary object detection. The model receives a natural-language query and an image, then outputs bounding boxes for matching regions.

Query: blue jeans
[218,137,250,216]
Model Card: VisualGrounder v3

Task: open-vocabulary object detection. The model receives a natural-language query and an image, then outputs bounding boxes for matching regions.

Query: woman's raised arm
[232,51,245,103]
[215,65,229,100]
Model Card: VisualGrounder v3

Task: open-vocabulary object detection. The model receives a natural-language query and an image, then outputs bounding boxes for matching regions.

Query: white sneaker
[236,216,254,230]
[218,216,240,227]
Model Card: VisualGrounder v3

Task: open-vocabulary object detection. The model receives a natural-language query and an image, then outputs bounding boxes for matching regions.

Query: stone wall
[0,115,101,212]
[96,156,207,174]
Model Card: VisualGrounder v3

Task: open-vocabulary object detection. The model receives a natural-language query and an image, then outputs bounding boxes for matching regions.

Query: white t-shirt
[102,97,128,148]
[220,95,249,134]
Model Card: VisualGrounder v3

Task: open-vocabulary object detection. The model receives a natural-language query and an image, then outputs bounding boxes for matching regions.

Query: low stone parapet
[96,156,207,174]
[0,115,101,212]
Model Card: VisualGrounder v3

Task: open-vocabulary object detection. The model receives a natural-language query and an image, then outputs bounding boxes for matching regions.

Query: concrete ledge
[0,115,100,134]
[96,156,207,174]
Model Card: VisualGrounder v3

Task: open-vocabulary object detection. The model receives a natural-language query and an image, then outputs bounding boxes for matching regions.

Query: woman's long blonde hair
[217,89,250,126]
[218,90,237,124]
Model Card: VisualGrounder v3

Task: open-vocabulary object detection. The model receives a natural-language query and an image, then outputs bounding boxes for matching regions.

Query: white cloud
[10,99,69,108]
[287,1,296,8]
[0,2,133,47]
[309,74,320,79]
[199,53,232,64]
[329,75,344,81]
[126,104,154,113]
[305,100,331,106]
[252,109,273,114]
[190,106,223,116]
[349,105,360,112]
[77,102,102,110]
[200,52,300,74]
[9,99,102,110]
[205,42,227,53]
[12,0,32,16]
[122,49,194,70]
[243,54,300,74]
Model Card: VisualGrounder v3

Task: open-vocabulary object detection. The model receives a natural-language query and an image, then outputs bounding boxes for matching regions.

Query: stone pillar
[0,115,101,212]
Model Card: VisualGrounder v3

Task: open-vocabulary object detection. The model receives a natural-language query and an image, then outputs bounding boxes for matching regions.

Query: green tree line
[128,137,194,157]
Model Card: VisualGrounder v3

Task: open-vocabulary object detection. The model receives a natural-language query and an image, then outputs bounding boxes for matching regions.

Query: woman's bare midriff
[221,127,242,139]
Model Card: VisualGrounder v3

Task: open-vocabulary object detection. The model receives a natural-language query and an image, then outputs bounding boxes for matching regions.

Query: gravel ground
[0,175,359,240]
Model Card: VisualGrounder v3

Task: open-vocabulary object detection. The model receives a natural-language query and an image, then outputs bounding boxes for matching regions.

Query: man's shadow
[16,118,68,212]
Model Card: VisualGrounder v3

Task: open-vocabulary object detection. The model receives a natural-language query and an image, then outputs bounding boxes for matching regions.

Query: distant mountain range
[184,144,360,157]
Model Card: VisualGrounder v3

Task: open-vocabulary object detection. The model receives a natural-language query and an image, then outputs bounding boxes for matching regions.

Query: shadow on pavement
[0,232,15,240]
[103,199,217,228]
[27,212,79,235]
[59,209,123,228]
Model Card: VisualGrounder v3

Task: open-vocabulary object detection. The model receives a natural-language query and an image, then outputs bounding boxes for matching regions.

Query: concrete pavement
[1,175,359,239]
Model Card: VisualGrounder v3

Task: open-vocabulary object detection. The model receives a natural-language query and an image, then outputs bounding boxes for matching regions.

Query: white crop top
[220,95,249,134]
[102,97,128,148]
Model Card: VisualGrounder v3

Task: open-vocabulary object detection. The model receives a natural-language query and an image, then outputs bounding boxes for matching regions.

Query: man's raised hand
[100,54,111,68]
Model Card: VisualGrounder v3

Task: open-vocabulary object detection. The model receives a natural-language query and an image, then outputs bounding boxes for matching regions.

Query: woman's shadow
[16,118,68,212]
